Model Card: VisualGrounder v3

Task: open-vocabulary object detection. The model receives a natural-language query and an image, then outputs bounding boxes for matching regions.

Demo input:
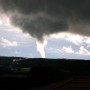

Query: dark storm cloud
[0,0,90,41]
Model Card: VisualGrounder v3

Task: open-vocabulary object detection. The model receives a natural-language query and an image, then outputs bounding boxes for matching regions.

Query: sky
[0,22,90,59]
[0,0,90,59]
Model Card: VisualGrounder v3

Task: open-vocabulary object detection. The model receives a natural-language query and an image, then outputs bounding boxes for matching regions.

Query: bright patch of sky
[0,20,90,60]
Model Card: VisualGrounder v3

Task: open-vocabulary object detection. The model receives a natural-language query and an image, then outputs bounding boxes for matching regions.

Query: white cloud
[0,13,11,26]
[50,32,66,39]
[0,14,22,34]
[62,45,90,55]
[50,32,84,45]
[0,20,3,25]
[7,27,22,33]
[85,37,90,44]
[48,47,61,53]
[65,34,84,46]
[62,46,74,54]
[0,37,18,48]
[50,32,90,47]
[76,46,90,55]
[87,45,90,48]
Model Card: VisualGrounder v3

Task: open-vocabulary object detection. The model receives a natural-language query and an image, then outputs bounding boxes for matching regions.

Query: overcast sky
[0,0,90,59]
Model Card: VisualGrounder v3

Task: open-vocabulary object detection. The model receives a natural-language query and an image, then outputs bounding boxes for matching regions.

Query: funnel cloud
[0,0,90,58]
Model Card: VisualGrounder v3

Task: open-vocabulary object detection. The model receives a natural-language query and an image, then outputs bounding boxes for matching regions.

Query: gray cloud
[0,0,90,41]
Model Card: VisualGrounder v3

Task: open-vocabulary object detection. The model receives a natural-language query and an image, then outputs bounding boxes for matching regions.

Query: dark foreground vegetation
[0,56,90,90]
